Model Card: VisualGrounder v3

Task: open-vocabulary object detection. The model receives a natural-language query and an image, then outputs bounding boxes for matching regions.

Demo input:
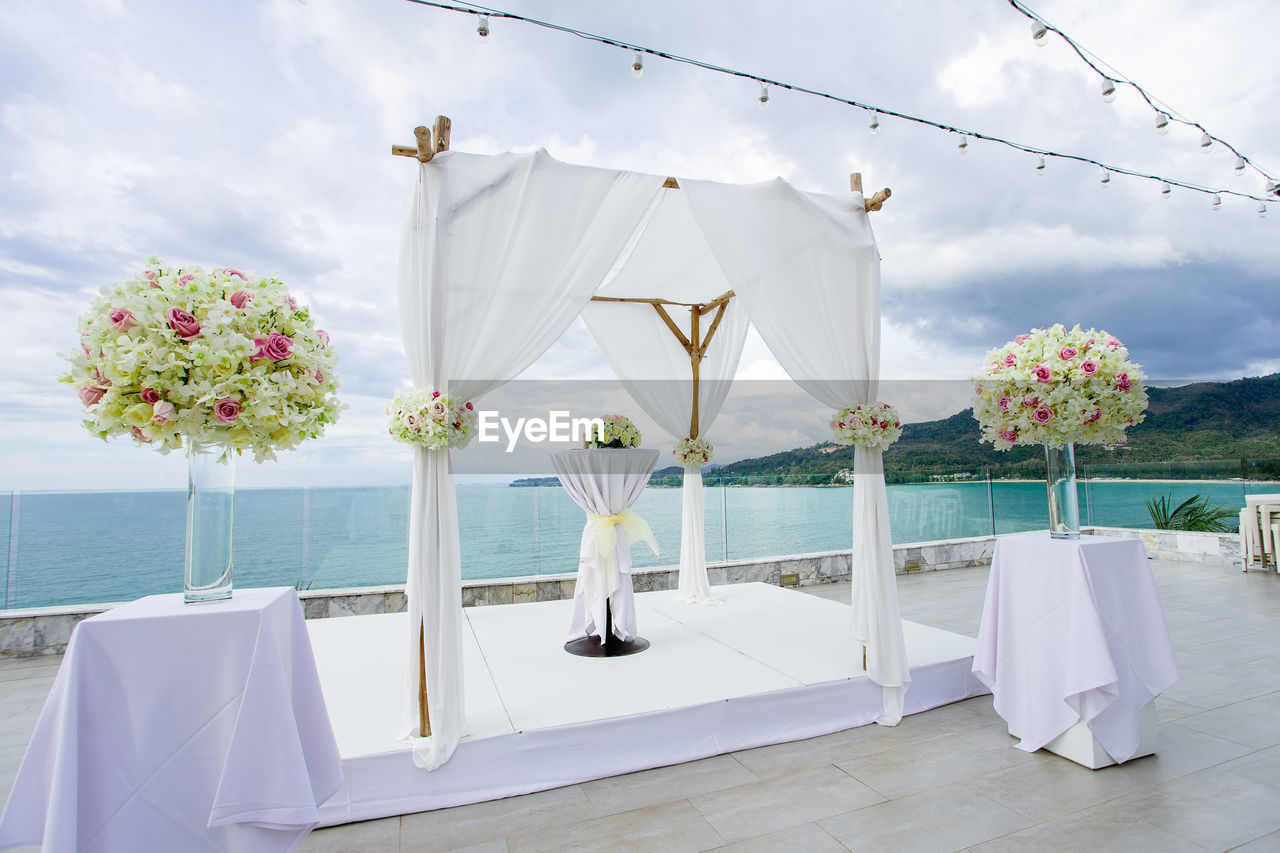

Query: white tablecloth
[0,587,345,852]
[551,448,660,643]
[972,533,1179,764]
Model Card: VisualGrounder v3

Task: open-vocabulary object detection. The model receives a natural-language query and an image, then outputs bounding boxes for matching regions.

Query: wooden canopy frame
[394,117,891,738]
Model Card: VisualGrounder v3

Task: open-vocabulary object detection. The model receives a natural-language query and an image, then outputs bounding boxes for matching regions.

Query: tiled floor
[3,559,1278,852]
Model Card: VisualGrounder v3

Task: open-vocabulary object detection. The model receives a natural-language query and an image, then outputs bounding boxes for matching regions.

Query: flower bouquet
[387,389,477,450]
[60,257,342,601]
[674,437,714,468]
[584,414,642,448]
[830,402,903,451]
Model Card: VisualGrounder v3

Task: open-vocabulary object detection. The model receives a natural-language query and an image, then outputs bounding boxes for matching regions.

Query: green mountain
[701,374,1280,485]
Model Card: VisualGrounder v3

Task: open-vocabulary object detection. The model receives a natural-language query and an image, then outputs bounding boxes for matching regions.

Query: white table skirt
[0,587,345,852]
[972,533,1179,764]
[551,448,660,643]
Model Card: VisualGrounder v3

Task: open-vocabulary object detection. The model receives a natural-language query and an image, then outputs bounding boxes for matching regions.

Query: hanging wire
[400,0,1277,205]
[1005,0,1277,188]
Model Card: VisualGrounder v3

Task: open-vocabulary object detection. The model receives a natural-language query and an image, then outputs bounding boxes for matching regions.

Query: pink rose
[263,331,294,361]
[316,329,329,349]
[432,390,441,399]
[79,385,106,406]
[1004,352,1017,367]
[1084,338,1095,349]
[142,269,157,282]
[894,421,900,428]
[140,387,161,404]
[1084,408,1102,425]
[129,426,152,444]
[92,367,111,387]
[998,395,1012,413]
[214,398,241,424]
[1106,337,1122,349]
[166,307,201,340]
[178,274,194,285]
[453,421,462,429]
[229,290,251,309]
[974,384,983,394]
[108,307,136,330]
[1059,346,1078,360]
[1022,395,1038,407]
[1031,364,1052,383]
[250,338,268,361]
[1033,404,1054,424]
[1115,372,1133,392]
[313,369,325,384]
[1079,359,1099,376]
[464,401,473,410]
[223,268,249,281]
[998,428,1019,443]
[1014,334,1031,344]
[152,400,175,424]
[284,295,298,312]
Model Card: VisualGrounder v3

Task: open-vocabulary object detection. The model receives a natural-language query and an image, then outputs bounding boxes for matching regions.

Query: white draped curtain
[397,150,662,768]
[682,178,910,724]
[582,190,748,603]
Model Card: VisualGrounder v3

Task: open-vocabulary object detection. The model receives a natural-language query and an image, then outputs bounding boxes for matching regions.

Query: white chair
[1240,507,1259,572]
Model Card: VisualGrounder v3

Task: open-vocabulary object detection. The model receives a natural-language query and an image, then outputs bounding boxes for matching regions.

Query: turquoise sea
[0,479,1258,610]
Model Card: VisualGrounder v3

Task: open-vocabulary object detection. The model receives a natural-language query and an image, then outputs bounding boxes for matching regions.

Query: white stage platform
[307,582,987,826]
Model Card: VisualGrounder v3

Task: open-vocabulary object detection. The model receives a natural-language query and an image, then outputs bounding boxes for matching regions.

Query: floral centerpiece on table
[59,257,342,461]
[831,402,903,451]
[386,389,477,450]
[584,414,641,448]
[971,324,1148,449]
[674,437,714,467]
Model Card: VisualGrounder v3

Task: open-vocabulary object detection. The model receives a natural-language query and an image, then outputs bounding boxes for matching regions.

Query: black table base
[563,600,650,658]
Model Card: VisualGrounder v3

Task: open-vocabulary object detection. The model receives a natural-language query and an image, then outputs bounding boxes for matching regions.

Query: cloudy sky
[2,0,1278,490]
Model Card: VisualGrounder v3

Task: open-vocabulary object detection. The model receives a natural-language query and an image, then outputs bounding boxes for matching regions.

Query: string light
[1260,202,1268,219]
[1100,168,1111,188]
[1212,194,1222,211]
[631,51,643,78]
[1006,0,1274,188]
[1154,111,1170,135]
[957,134,969,155]
[1100,77,1117,103]
[1199,132,1213,152]
[1031,19,1049,45]
[757,82,769,109]
[403,0,1276,211]
[1161,181,1172,199]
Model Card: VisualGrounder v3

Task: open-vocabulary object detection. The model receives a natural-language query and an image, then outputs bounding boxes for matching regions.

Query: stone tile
[820,782,1030,853]
[558,580,576,599]
[400,785,597,852]
[535,581,562,602]
[1219,743,1280,790]
[327,596,357,618]
[442,842,508,853]
[730,719,951,780]
[1110,766,1280,850]
[506,799,722,853]
[303,597,329,619]
[298,816,400,852]
[1233,830,1280,852]
[688,764,884,843]
[0,618,35,657]
[1160,670,1274,711]
[705,821,845,853]
[833,732,1021,799]
[969,803,1201,853]
[511,583,537,604]
[354,594,383,616]
[384,591,408,613]
[964,753,1150,823]
[581,754,757,817]
[1175,692,1280,749]
[1102,722,1252,787]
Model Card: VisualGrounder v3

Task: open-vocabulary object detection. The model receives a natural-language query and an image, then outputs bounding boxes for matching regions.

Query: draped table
[551,447,660,656]
[973,533,1179,768]
[0,587,345,852]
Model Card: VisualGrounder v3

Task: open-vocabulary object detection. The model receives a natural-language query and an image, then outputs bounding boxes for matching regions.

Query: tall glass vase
[184,444,235,603]
[1045,442,1081,539]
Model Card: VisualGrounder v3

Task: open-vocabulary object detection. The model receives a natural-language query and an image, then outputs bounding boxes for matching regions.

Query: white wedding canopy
[396,140,908,770]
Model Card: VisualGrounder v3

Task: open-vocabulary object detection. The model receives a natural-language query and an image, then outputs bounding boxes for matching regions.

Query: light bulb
[1100,78,1117,102]
[1031,20,1049,45]
[1259,202,1268,219]
[867,111,880,134]
[958,134,969,155]
[1234,157,1247,175]
[1034,155,1046,175]
[476,15,490,38]
[1267,181,1279,197]
[1211,193,1222,211]
[631,52,643,78]
[1199,132,1213,152]
[1154,111,1170,134]
[1160,181,1172,199]
[1100,168,1111,188]
[758,83,769,109]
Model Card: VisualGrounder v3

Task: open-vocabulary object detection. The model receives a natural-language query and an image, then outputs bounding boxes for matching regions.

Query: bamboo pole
[418,621,431,737]
[850,172,892,212]
[689,306,701,440]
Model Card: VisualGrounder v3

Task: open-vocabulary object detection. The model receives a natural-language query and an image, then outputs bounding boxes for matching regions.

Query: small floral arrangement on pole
[387,389,477,450]
[970,324,1148,449]
[584,414,641,448]
[675,437,714,467]
[831,402,903,451]
[59,257,342,461]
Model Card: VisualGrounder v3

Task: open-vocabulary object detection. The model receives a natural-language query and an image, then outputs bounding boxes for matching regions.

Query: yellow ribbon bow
[583,509,659,603]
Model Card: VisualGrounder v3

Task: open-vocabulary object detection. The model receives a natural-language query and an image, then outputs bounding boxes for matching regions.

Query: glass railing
[3,460,1273,610]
